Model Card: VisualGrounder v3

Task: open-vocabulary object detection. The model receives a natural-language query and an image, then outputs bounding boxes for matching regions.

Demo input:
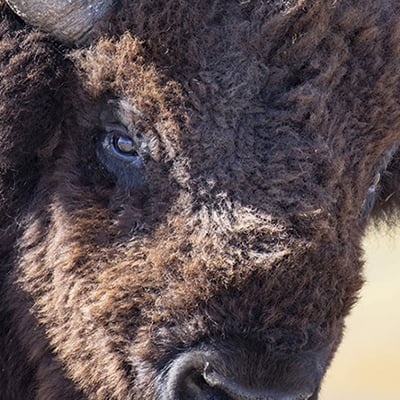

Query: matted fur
[1,1,400,399]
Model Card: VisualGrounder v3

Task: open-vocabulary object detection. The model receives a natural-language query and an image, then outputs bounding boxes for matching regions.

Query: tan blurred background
[320,226,400,399]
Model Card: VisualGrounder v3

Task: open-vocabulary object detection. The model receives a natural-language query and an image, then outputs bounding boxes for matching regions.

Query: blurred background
[320,226,400,399]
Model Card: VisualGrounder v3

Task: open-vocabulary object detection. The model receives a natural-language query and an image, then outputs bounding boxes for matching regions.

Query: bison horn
[5,0,116,44]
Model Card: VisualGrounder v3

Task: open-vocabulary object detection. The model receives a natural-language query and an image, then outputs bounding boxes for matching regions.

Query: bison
[1,0,400,399]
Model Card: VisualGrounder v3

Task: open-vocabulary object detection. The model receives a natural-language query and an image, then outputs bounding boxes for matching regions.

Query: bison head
[1,1,400,399]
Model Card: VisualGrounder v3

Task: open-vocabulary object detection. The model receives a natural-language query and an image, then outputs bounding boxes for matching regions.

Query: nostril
[179,370,233,400]
[159,351,234,400]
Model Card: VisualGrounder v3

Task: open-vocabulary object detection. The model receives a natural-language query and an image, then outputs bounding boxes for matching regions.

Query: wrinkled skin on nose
[4,1,400,399]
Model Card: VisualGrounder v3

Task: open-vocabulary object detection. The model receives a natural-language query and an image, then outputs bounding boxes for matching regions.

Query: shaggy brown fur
[1,1,400,399]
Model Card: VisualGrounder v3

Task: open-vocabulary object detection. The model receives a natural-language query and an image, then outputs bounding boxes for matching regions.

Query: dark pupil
[114,136,136,155]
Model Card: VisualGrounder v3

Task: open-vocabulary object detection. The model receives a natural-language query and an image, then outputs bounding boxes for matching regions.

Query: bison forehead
[76,2,400,171]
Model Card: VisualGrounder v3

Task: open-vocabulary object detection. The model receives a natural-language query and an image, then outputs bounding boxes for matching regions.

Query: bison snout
[157,349,318,400]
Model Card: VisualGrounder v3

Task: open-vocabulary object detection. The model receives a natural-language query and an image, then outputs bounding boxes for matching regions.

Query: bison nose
[159,351,316,400]
[181,368,313,400]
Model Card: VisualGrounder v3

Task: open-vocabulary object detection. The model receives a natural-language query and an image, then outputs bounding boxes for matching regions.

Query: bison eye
[112,135,138,158]
[97,128,145,188]
[102,131,142,167]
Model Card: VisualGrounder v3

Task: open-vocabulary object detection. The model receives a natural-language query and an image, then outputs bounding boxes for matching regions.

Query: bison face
[2,1,400,399]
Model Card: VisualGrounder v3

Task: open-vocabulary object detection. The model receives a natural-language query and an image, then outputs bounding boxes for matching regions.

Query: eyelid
[104,123,128,135]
